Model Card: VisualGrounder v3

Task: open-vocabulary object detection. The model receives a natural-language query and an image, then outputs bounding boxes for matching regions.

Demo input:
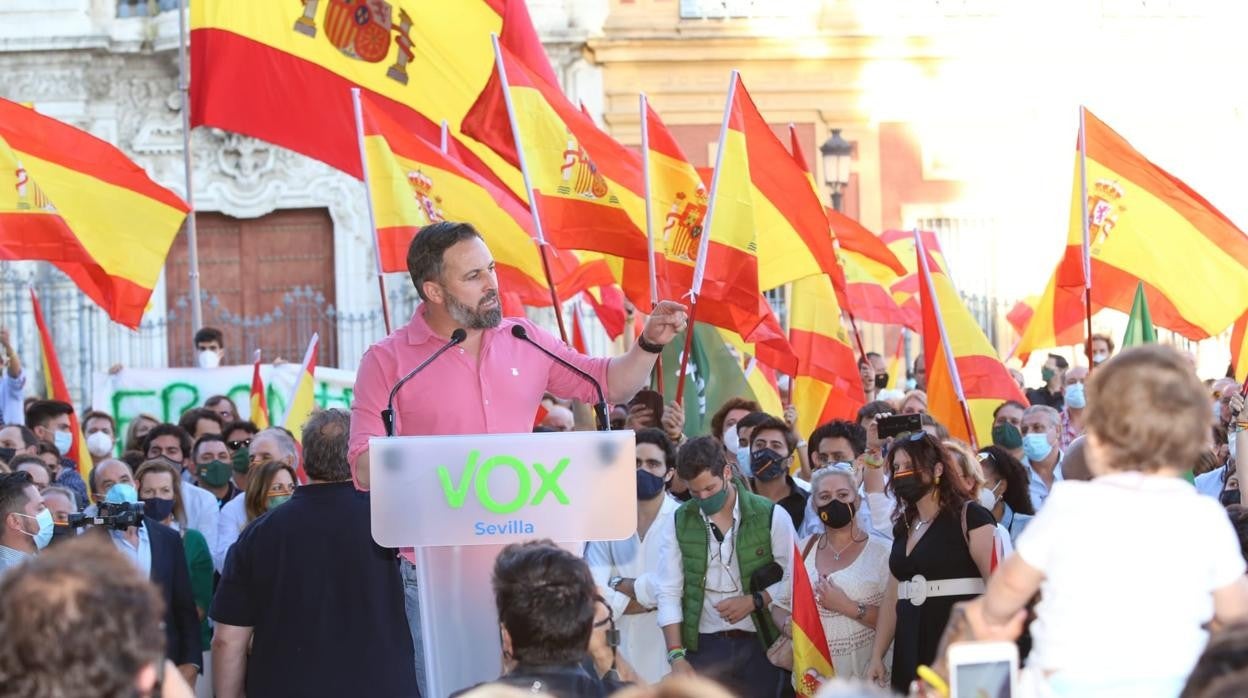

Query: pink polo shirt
[347,308,611,479]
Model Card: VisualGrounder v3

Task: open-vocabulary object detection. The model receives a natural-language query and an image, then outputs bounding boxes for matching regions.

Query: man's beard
[446,290,502,330]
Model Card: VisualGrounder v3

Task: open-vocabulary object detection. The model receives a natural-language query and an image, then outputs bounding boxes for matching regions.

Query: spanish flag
[1232,312,1248,384]
[791,541,835,694]
[284,334,319,445]
[355,91,613,307]
[789,275,865,440]
[882,228,951,329]
[31,290,92,484]
[1017,108,1248,356]
[916,232,1028,447]
[0,99,189,328]
[250,350,270,429]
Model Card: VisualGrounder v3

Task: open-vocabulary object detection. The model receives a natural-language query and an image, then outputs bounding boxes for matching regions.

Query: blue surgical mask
[736,446,753,476]
[104,482,139,504]
[53,430,73,456]
[17,509,54,550]
[1064,383,1086,409]
[1022,433,1054,463]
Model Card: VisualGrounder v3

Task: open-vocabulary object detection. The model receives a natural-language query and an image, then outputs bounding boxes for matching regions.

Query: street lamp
[820,128,852,212]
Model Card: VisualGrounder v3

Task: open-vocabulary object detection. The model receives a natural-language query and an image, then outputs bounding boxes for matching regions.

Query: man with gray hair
[211,409,417,697]
[212,427,299,572]
[1020,404,1064,511]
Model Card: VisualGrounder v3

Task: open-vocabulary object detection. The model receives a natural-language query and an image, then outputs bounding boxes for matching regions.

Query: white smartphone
[948,641,1019,698]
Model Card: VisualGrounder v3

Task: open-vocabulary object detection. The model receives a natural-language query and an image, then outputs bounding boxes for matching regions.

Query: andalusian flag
[191,0,555,198]
[789,275,865,440]
[354,90,612,307]
[791,541,835,694]
[30,290,92,484]
[916,232,1028,447]
[284,333,319,444]
[0,100,189,328]
[250,350,270,429]
[1231,311,1248,384]
[1017,108,1248,356]
[1121,282,1156,348]
[659,323,757,437]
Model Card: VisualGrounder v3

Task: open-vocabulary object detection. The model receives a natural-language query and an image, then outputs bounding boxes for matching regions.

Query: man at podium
[348,221,688,693]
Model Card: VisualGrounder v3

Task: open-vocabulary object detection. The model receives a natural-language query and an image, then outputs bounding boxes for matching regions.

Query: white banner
[91,365,356,441]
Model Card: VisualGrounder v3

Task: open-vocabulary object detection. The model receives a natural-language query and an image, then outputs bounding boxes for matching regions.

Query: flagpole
[178,0,204,335]
[676,70,738,405]
[1079,105,1093,368]
[350,88,393,336]
[915,228,977,449]
[640,93,664,393]
[490,34,568,343]
[440,119,449,154]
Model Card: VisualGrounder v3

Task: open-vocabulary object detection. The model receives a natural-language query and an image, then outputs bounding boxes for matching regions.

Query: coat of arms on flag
[663,188,708,263]
[292,0,415,84]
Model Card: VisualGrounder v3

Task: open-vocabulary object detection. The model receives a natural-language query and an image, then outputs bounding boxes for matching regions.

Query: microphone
[510,325,610,431]
[381,328,467,437]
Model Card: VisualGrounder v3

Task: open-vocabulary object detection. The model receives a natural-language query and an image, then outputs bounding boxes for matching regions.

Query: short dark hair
[856,401,894,425]
[709,397,760,441]
[222,420,259,437]
[203,395,238,415]
[866,351,883,361]
[140,423,192,461]
[35,441,60,459]
[82,410,116,433]
[302,409,351,482]
[992,400,1027,420]
[976,446,1035,516]
[734,411,772,444]
[0,471,34,522]
[406,221,483,302]
[10,454,48,475]
[177,408,224,438]
[749,415,796,453]
[0,536,166,697]
[808,420,866,462]
[676,436,728,482]
[24,400,73,431]
[1046,353,1070,371]
[193,327,224,347]
[192,433,228,460]
[493,540,596,665]
[0,424,37,449]
[635,428,676,470]
[1182,618,1248,698]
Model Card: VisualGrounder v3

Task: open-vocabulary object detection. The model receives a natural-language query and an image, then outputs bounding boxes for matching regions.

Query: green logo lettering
[438,451,572,512]
[531,458,570,505]
[437,449,480,508]
[476,455,531,514]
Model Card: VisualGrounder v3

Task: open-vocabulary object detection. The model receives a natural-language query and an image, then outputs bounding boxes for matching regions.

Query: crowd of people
[0,221,1245,698]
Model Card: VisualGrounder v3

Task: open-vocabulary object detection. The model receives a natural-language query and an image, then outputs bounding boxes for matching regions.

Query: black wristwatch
[752,591,765,612]
[636,335,664,354]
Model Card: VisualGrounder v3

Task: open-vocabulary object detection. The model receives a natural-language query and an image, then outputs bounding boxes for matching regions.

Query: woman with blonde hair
[244,459,297,525]
[899,391,928,416]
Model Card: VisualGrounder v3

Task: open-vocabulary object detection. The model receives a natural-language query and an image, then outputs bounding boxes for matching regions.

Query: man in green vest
[655,436,795,697]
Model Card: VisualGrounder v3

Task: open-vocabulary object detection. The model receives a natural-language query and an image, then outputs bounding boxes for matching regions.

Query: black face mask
[672,489,692,502]
[47,524,75,546]
[817,499,855,529]
[1221,489,1241,507]
[892,471,930,503]
[751,448,788,482]
[0,447,14,465]
[874,373,889,390]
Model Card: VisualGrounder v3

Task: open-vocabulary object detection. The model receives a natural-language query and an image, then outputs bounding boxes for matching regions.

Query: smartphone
[627,389,665,429]
[948,641,1019,698]
[877,413,923,439]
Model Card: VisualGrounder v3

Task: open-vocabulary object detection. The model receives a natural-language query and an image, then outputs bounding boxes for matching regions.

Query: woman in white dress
[795,463,892,679]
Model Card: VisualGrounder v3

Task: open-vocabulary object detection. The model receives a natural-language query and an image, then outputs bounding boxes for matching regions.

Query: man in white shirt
[655,436,794,698]
[1021,405,1064,511]
[213,427,299,572]
[585,428,681,683]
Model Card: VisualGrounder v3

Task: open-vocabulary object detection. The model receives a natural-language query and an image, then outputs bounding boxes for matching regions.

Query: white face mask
[978,487,998,510]
[197,349,221,369]
[86,431,114,457]
[1092,351,1109,364]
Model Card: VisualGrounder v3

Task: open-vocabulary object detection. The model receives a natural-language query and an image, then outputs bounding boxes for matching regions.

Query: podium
[370,430,636,697]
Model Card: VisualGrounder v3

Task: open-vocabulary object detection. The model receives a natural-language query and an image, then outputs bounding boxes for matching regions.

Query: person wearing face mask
[585,428,681,683]
[95,466,202,689]
[24,400,77,468]
[39,485,77,546]
[1090,333,1114,367]
[1026,354,1068,411]
[192,434,242,508]
[82,410,118,465]
[1196,392,1245,502]
[747,416,810,532]
[213,428,299,573]
[975,446,1036,544]
[1060,366,1089,449]
[193,327,226,369]
[778,464,890,680]
[0,471,50,576]
[1020,405,1064,511]
[136,459,214,673]
[655,436,796,697]
[243,460,297,527]
[990,401,1027,462]
[866,432,994,693]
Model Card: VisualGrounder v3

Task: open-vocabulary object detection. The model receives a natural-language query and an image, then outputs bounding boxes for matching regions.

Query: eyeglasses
[228,439,252,451]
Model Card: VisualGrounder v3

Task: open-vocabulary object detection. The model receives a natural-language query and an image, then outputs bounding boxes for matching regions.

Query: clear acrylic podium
[370,430,637,697]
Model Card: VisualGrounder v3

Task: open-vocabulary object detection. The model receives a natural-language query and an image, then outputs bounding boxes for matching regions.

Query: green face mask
[1041,367,1055,383]
[197,460,234,488]
[267,494,291,509]
[992,423,1024,450]
[232,447,250,475]
[695,477,730,516]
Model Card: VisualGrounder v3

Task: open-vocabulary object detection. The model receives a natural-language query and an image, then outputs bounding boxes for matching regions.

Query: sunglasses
[228,439,252,451]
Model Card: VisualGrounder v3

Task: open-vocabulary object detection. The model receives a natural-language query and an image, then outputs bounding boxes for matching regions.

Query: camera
[66,501,145,531]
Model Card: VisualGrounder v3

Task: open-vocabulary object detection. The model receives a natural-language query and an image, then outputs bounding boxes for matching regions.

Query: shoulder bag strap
[802,534,819,560]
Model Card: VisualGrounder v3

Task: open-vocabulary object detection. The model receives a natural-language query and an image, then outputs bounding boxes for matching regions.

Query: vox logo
[436,449,570,514]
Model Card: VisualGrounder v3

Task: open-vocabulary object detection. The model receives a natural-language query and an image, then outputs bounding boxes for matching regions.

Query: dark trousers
[687,632,783,698]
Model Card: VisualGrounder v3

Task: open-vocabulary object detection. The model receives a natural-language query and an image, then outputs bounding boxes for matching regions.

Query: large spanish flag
[0,99,189,328]
[881,228,950,329]
[791,541,836,694]
[31,290,92,484]
[1231,311,1248,384]
[191,0,551,198]
[916,232,1028,447]
[789,275,865,440]
[356,91,612,306]
[1017,108,1248,356]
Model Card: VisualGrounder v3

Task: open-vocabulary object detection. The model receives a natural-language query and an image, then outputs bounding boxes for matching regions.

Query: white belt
[896,575,985,606]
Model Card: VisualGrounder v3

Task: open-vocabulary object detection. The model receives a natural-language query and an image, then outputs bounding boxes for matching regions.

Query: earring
[934,474,941,485]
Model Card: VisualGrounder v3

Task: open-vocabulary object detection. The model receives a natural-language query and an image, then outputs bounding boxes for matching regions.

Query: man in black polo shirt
[210,409,417,698]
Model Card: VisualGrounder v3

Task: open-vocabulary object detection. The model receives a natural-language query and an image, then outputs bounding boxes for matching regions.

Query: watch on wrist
[752,591,765,612]
[608,576,623,591]
[636,335,664,354]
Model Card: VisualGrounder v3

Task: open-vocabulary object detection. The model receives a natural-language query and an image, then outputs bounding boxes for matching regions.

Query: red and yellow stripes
[1231,311,1248,384]
[1017,108,1248,355]
[250,350,270,429]
[791,541,836,694]
[31,290,91,482]
[0,99,188,328]
[789,275,865,439]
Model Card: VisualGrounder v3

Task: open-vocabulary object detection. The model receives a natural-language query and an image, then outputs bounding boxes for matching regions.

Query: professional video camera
[67,501,145,531]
